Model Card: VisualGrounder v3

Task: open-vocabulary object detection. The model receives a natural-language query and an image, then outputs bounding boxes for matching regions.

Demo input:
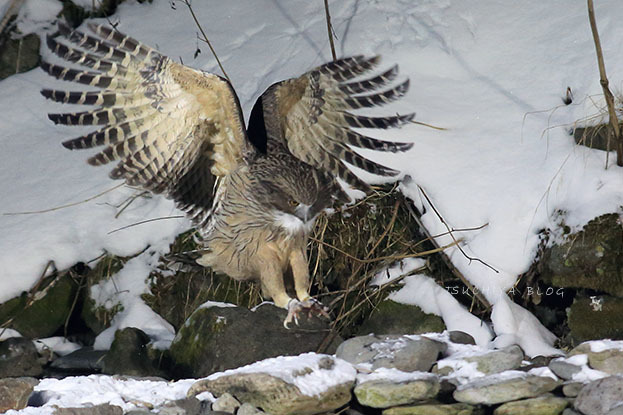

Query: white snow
[198,300,238,309]
[5,375,197,415]
[587,339,623,353]
[0,0,622,390]
[34,336,81,356]
[206,352,357,397]
[356,367,437,384]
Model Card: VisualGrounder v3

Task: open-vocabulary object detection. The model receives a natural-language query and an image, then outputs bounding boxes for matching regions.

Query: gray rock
[50,347,107,372]
[575,375,623,415]
[448,331,476,345]
[237,403,264,415]
[53,404,123,415]
[493,394,568,415]
[549,358,582,380]
[607,407,623,415]
[102,327,162,377]
[211,392,240,413]
[170,303,340,378]
[336,334,445,372]
[354,375,440,408]
[453,373,561,405]
[569,343,623,375]
[562,382,583,398]
[562,409,581,415]
[0,337,43,377]
[0,377,37,412]
[157,397,206,415]
[382,402,482,415]
[436,346,524,376]
[187,355,354,415]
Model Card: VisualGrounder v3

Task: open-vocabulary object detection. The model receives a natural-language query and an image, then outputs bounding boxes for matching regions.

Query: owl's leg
[286,249,330,326]
[259,260,292,311]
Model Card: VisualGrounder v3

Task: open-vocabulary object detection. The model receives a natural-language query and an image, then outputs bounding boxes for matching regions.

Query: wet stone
[354,375,440,408]
[453,373,561,405]
[0,377,37,412]
[493,394,568,415]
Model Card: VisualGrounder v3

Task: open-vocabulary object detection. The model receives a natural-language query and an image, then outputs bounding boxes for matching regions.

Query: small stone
[382,402,482,415]
[238,403,264,415]
[0,337,43,377]
[336,334,446,372]
[0,377,37,412]
[50,347,107,372]
[53,404,123,415]
[437,346,524,377]
[575,375,623,415]
[159,397,203,415]
[493,395,568,415]
[448,331,476,345]
[562,409,581,415]
[453,373,560,405]
[549,358,582,380]
[562,382,583,398]
[101,327,161,377]
[354,375,440,408]
[212,392,240,413]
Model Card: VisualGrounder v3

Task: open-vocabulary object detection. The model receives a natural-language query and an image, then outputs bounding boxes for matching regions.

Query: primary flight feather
[42,23,414,325]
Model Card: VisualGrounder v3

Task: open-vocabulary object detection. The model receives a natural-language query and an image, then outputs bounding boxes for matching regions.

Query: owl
[42,23,413,326]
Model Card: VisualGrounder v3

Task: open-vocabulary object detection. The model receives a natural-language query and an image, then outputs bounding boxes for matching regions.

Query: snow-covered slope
[1,0,623,356]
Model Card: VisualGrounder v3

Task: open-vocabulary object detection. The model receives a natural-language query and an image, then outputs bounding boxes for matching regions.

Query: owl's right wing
[41,23,248,227]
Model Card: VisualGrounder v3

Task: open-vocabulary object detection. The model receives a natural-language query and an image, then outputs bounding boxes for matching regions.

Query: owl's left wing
[262,56,414,192]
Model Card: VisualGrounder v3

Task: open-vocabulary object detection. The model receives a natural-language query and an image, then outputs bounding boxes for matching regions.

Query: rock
[453,373,561,405]
[212,392,240,413]
[238,403,265,415]
[574,123,623,152]
[575,375,623,415]
[540,214,623,297]
[357,300,445,336]
[187,354,355,415]
[354,375,440,408]
[448,331,476,345]
[569,342,623,375]
[0,337,43,377]
[437,345,524,376]
[382,402,482,415]
[493,395,568,415]
[50,347,107,373]
[170,303,340,378]
[101,327,162,377]
[53,404,123,415]
[0,377,37,412]
[157,397,206,415]
[336,334,445,372]
[549,358,582,380]
[562,409,582,415]
[0,271,81,338]
[568,296,623,342]
[562,382,583,397]
[0,33,40,80]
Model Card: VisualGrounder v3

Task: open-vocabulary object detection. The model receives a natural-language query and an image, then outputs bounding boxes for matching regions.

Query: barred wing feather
[41,23,248,226]
[269,56,414,191]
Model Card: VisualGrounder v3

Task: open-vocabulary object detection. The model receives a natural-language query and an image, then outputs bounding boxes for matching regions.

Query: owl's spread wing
[264,56,414,191]
[41,23,248,226]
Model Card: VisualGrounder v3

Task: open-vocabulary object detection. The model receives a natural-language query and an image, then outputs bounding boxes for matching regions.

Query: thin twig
[417,185,498,274]
[323,0,337,60]
[107,215,185,234]
[408,119,447,131]
[587,0,622,166]
[404,191,492,310]
[182,0,230,83]
[3,183,125,216]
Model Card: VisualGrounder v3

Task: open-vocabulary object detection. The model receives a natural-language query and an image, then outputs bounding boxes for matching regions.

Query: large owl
[41,23,413,326]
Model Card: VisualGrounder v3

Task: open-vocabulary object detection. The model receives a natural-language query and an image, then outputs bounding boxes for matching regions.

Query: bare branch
[323,0,337,61]
[587,0,622,166]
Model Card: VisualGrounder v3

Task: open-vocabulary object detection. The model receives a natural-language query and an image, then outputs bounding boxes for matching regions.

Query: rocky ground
[3,328,623,415]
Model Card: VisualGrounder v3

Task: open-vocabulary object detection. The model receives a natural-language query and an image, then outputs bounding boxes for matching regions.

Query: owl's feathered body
[42,23,414,324]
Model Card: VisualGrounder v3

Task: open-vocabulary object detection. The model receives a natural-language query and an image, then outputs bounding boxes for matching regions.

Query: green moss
[357,300,445,336]
[568,295,623,343]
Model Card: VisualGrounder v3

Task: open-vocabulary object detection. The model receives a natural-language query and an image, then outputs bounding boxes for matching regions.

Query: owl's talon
[283,298,329,329]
